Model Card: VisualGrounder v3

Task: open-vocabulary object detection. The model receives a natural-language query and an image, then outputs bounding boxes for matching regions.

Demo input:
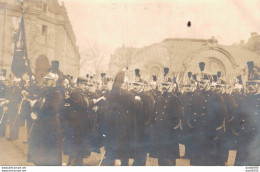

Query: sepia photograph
[0,0,259,170]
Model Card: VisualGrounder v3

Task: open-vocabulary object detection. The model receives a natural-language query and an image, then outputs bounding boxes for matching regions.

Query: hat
[188,72,192,78]
[0,76,5,81]
[152,75,157,81]
[217,71,221,78]
[135,69,141,77]
[77,77,88,84]
[2,69,6,77]
[112,71,125,90]
[162,77,172,85]
[247,61,260,83]
[164,67,169,76]
[212,75,218,82]
[51,61,59,73]
[237,75,243,84]
[133,77,144,85]
[234,83,243,89]
[184,78,195,86]
[12,77,21,82]
[101,73,106,78]
[198,73,211,82]
[43,72,59,80]
[192,74,197,81]
[199,62,205,72]
[216,79,226,86]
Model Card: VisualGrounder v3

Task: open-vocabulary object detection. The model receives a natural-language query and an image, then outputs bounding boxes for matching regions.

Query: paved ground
[0,123,237,166]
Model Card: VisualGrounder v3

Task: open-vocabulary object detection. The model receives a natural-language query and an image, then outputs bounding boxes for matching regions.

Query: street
[0,123,237,166]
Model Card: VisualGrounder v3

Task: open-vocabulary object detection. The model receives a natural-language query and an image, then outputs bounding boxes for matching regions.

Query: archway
[35,55,50,82]
[187,47,237,81]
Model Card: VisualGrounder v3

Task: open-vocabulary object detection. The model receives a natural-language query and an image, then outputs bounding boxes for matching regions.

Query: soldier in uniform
[149,75,161,99]
[103,69,143,166]
[215,78,237,165]
[130,69,154,166]
[84,79,103,154]
[189,62,227,166]
[150,71,183,166]
[181,72,198,159]
[27,72,64,166]
[0,75,8,138]
[63,77,104,165]
[96,76,113,151]
[232,75,244,105]
[6,77,23,140]
[234,61,260,166]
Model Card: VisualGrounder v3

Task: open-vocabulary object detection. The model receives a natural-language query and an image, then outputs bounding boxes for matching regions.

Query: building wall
[0,0,80,80]
[109,37,260,84]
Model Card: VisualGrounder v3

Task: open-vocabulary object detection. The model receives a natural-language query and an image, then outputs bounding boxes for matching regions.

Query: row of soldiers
[0,61,259,166]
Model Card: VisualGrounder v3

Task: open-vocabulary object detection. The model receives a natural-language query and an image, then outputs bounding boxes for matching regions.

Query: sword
[10,99,23,135]
[27,121,35,141]
[98,150,106,166]
[0,106,7,125]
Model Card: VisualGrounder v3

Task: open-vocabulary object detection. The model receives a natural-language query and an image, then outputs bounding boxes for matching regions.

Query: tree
[79,42,107,76]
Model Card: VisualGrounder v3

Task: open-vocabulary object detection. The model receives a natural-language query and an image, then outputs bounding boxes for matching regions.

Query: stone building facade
[0,0,80,81]
[234,32,260,54]
[109,36,260,85]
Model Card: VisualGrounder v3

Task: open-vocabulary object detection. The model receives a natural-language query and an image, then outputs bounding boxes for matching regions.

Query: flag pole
[20,1,33,85]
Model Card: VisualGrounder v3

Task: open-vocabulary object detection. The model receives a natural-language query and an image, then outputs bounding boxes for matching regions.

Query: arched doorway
[187,47,237,81]
[35,55,50,82]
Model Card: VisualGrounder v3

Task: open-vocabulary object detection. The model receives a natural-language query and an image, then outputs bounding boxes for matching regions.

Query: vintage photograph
[0,0,259,167]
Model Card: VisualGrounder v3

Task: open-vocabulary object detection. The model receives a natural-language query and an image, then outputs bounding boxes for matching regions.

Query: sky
[60,0,260,70]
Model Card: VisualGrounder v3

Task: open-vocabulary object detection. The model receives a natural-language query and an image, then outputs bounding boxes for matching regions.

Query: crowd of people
[0,60,259,166]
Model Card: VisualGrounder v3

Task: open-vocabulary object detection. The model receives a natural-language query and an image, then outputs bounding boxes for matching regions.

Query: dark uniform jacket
[104,88,143,159]
[62,88,94,158]
[235,93,260,166]
[150,91,183,159]
[27,87,64,166]
[189,90,227,165]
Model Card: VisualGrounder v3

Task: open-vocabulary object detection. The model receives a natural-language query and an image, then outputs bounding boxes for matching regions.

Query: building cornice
[0,1,80,59]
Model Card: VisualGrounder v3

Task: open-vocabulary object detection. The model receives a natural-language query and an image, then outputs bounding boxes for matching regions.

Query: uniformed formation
[0,60,259,166]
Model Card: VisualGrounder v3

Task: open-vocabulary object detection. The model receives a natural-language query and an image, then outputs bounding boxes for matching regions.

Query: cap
[199,62,205,72]
[12,77,21,82]
[43,72,59,80]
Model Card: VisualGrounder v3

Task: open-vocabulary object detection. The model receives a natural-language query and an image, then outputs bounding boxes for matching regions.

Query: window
[42,3,48,13]
[42,25,47,35]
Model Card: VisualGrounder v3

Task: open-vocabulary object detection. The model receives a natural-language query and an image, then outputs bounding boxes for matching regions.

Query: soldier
[222,81,238,154]
[62,77,104,165]
[96,76,113,152]
[234,61,260,166]
[17,88,33,144]
[103,69,143,166]
[215,78,237,165]
[232,75,244,105]
[181,72,198,159]
[150,74,183,166]
[149,75,161,99]
[189,62,227,166]
[27,72,64,166]
[0,76,8,138]
[131,69,155,166]
[85,79,102,154]
[6,77,23,140]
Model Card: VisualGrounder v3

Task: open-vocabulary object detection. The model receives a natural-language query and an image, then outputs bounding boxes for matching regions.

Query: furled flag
[11,14,29,78]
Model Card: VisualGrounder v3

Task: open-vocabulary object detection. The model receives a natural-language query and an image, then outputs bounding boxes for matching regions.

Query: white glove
[135,96,141,101]
[92,105,98,112]
[31,112,38,120]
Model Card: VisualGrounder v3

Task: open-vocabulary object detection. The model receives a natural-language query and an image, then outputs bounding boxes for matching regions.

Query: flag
[11,14,29,78]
